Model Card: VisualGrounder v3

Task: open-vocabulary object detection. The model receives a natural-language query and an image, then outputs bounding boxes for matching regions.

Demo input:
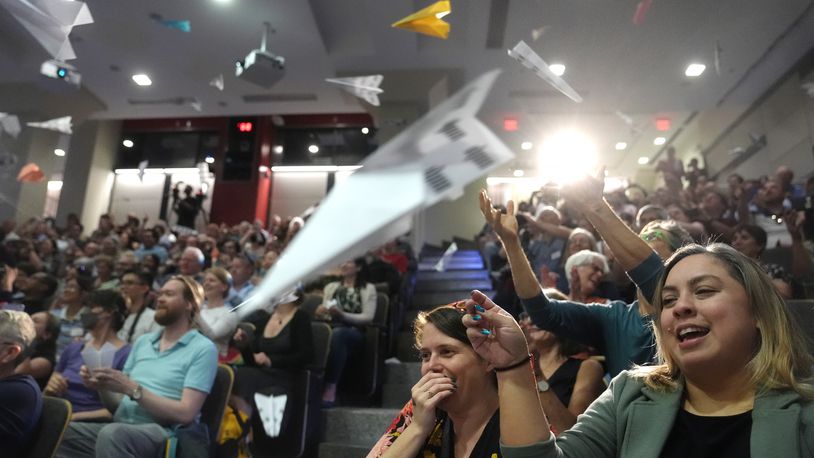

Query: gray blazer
[502,371,814,458]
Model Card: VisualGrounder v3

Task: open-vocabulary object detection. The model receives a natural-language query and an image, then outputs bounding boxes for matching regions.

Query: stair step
[318,442,374,458]
[383,361,421,384]
[321,407,399,445]
[420,253,483,262]
[381,383,413,409]
[413,291,494,309]
[415,279,492,292]
[416,270,490,281]
[417,260,485,271]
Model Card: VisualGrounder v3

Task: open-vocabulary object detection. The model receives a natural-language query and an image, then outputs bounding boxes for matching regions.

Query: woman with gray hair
[0,310,42,456]
[563,250,610,303]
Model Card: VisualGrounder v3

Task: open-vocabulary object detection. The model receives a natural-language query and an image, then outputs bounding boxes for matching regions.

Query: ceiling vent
[242,93,317,103]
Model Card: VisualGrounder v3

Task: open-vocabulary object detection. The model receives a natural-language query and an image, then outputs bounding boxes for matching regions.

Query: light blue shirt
[134,244,169,263]
[115,329,217,425]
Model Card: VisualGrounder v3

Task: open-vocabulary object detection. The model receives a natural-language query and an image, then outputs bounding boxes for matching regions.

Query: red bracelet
[494,354,532,372]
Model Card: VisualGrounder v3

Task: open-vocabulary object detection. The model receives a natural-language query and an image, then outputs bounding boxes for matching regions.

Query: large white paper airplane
[27,116,72,134]
[0,113,21,138]
[508,40,583,103]
[326,75,384,107]
[232,70,514,316]
[0,0,93,61]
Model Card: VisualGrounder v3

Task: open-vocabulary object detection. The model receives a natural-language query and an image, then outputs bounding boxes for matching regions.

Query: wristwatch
[537,379,551,393]
[130,384,143,401]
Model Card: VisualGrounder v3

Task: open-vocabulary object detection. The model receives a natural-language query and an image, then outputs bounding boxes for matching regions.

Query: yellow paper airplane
[391,1,451,39]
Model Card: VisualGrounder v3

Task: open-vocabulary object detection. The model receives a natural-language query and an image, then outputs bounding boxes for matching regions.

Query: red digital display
[237,122,253,132]
[655,118,671,131]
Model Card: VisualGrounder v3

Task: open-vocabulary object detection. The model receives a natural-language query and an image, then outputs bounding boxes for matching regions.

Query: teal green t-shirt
[115,329,217,425]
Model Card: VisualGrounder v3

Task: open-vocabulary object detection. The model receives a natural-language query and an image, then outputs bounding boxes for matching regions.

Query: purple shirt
[56,341,131,412]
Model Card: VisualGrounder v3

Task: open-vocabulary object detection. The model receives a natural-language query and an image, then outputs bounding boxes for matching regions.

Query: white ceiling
[1,0,813,178]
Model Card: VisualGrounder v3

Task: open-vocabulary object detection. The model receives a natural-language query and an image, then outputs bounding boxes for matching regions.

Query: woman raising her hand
[462,244,814,457]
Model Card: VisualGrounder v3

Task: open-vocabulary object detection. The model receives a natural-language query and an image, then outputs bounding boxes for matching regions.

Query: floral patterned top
[366,399,502,458]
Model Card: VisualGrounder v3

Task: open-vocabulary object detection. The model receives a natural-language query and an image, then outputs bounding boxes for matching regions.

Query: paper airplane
[392,1,451,39]
[231,70,514,316]
[325,75,384,107]
[531,25,549,42]
[27,116,72,134]
[137,160,149,183]
[714,40,723,76]
[508,41,583,103]
[615,110,645,135]
[632,0,653,25]
[149,14,191,33]
[210,74,224,91]
[254,393,287,437]
[433,242,458,272]
[0,113,21,138]
[189,100,202,112]
[0,0,93,60]
[17,163,44,183]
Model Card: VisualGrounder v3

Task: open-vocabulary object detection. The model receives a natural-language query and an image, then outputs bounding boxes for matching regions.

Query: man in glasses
[0,310,42,456]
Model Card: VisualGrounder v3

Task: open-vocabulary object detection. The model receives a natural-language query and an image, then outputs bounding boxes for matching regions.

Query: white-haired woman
[563,250,610,304]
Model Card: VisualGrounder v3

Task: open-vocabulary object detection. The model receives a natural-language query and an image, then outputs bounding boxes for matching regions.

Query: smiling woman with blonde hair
[460,243,814,457]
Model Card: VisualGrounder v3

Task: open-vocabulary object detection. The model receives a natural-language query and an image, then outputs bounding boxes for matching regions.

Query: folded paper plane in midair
[392,1,451,39]
[0,113,21,138]
[508,40,582,103]
[17,163,44,183]
[325,75,384,107]
[210,74,224,91]
[231,69,514,317]
[0,0,93,60]
[27,116,72,135]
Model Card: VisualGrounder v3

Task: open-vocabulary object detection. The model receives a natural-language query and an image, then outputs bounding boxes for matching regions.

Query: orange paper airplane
[17,163,44,183]
[391,1,451,39]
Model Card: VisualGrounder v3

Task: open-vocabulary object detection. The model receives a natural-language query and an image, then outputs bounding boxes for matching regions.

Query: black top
[242,308,313,369]
[434,409,502,458]
[660,409,752,458]
[547,358,582,407]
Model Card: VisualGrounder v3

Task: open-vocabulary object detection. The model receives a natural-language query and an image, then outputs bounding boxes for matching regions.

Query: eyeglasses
[641,229,671,246]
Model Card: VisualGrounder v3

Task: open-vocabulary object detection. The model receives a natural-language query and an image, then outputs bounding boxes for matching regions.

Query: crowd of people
[1,154,813,457]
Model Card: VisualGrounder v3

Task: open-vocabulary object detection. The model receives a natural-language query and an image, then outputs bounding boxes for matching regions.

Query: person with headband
[367,304,502,458]
[45,289,131,421]
[56,275,217,458]
[461,243,814,456]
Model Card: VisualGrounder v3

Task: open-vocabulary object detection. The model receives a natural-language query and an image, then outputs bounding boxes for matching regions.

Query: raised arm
[479,191,542,299]
[561,172,655,273]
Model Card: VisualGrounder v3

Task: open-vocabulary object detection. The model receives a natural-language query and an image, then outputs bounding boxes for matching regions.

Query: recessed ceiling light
[520,141,533,151]
[204,155,215,164]
[513,169,525,177]
[273,145,284,154]
[653,137,666,146]
[615,142,628,151]
[638,156,650,165]
[684,63,706,77]
[361,127,370,135]
[122,139,134,148]
[131,74,152,86]
[548,64,566,76]
[54,148,66,157]
[258,165,269,173]
[308,144,319,154]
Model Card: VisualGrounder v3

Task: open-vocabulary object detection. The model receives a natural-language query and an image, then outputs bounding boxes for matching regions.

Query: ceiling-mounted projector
[41,59,81,87]
[235,22,285,88]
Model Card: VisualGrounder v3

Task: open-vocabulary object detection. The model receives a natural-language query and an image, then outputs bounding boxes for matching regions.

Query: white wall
[269,172,328,218]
